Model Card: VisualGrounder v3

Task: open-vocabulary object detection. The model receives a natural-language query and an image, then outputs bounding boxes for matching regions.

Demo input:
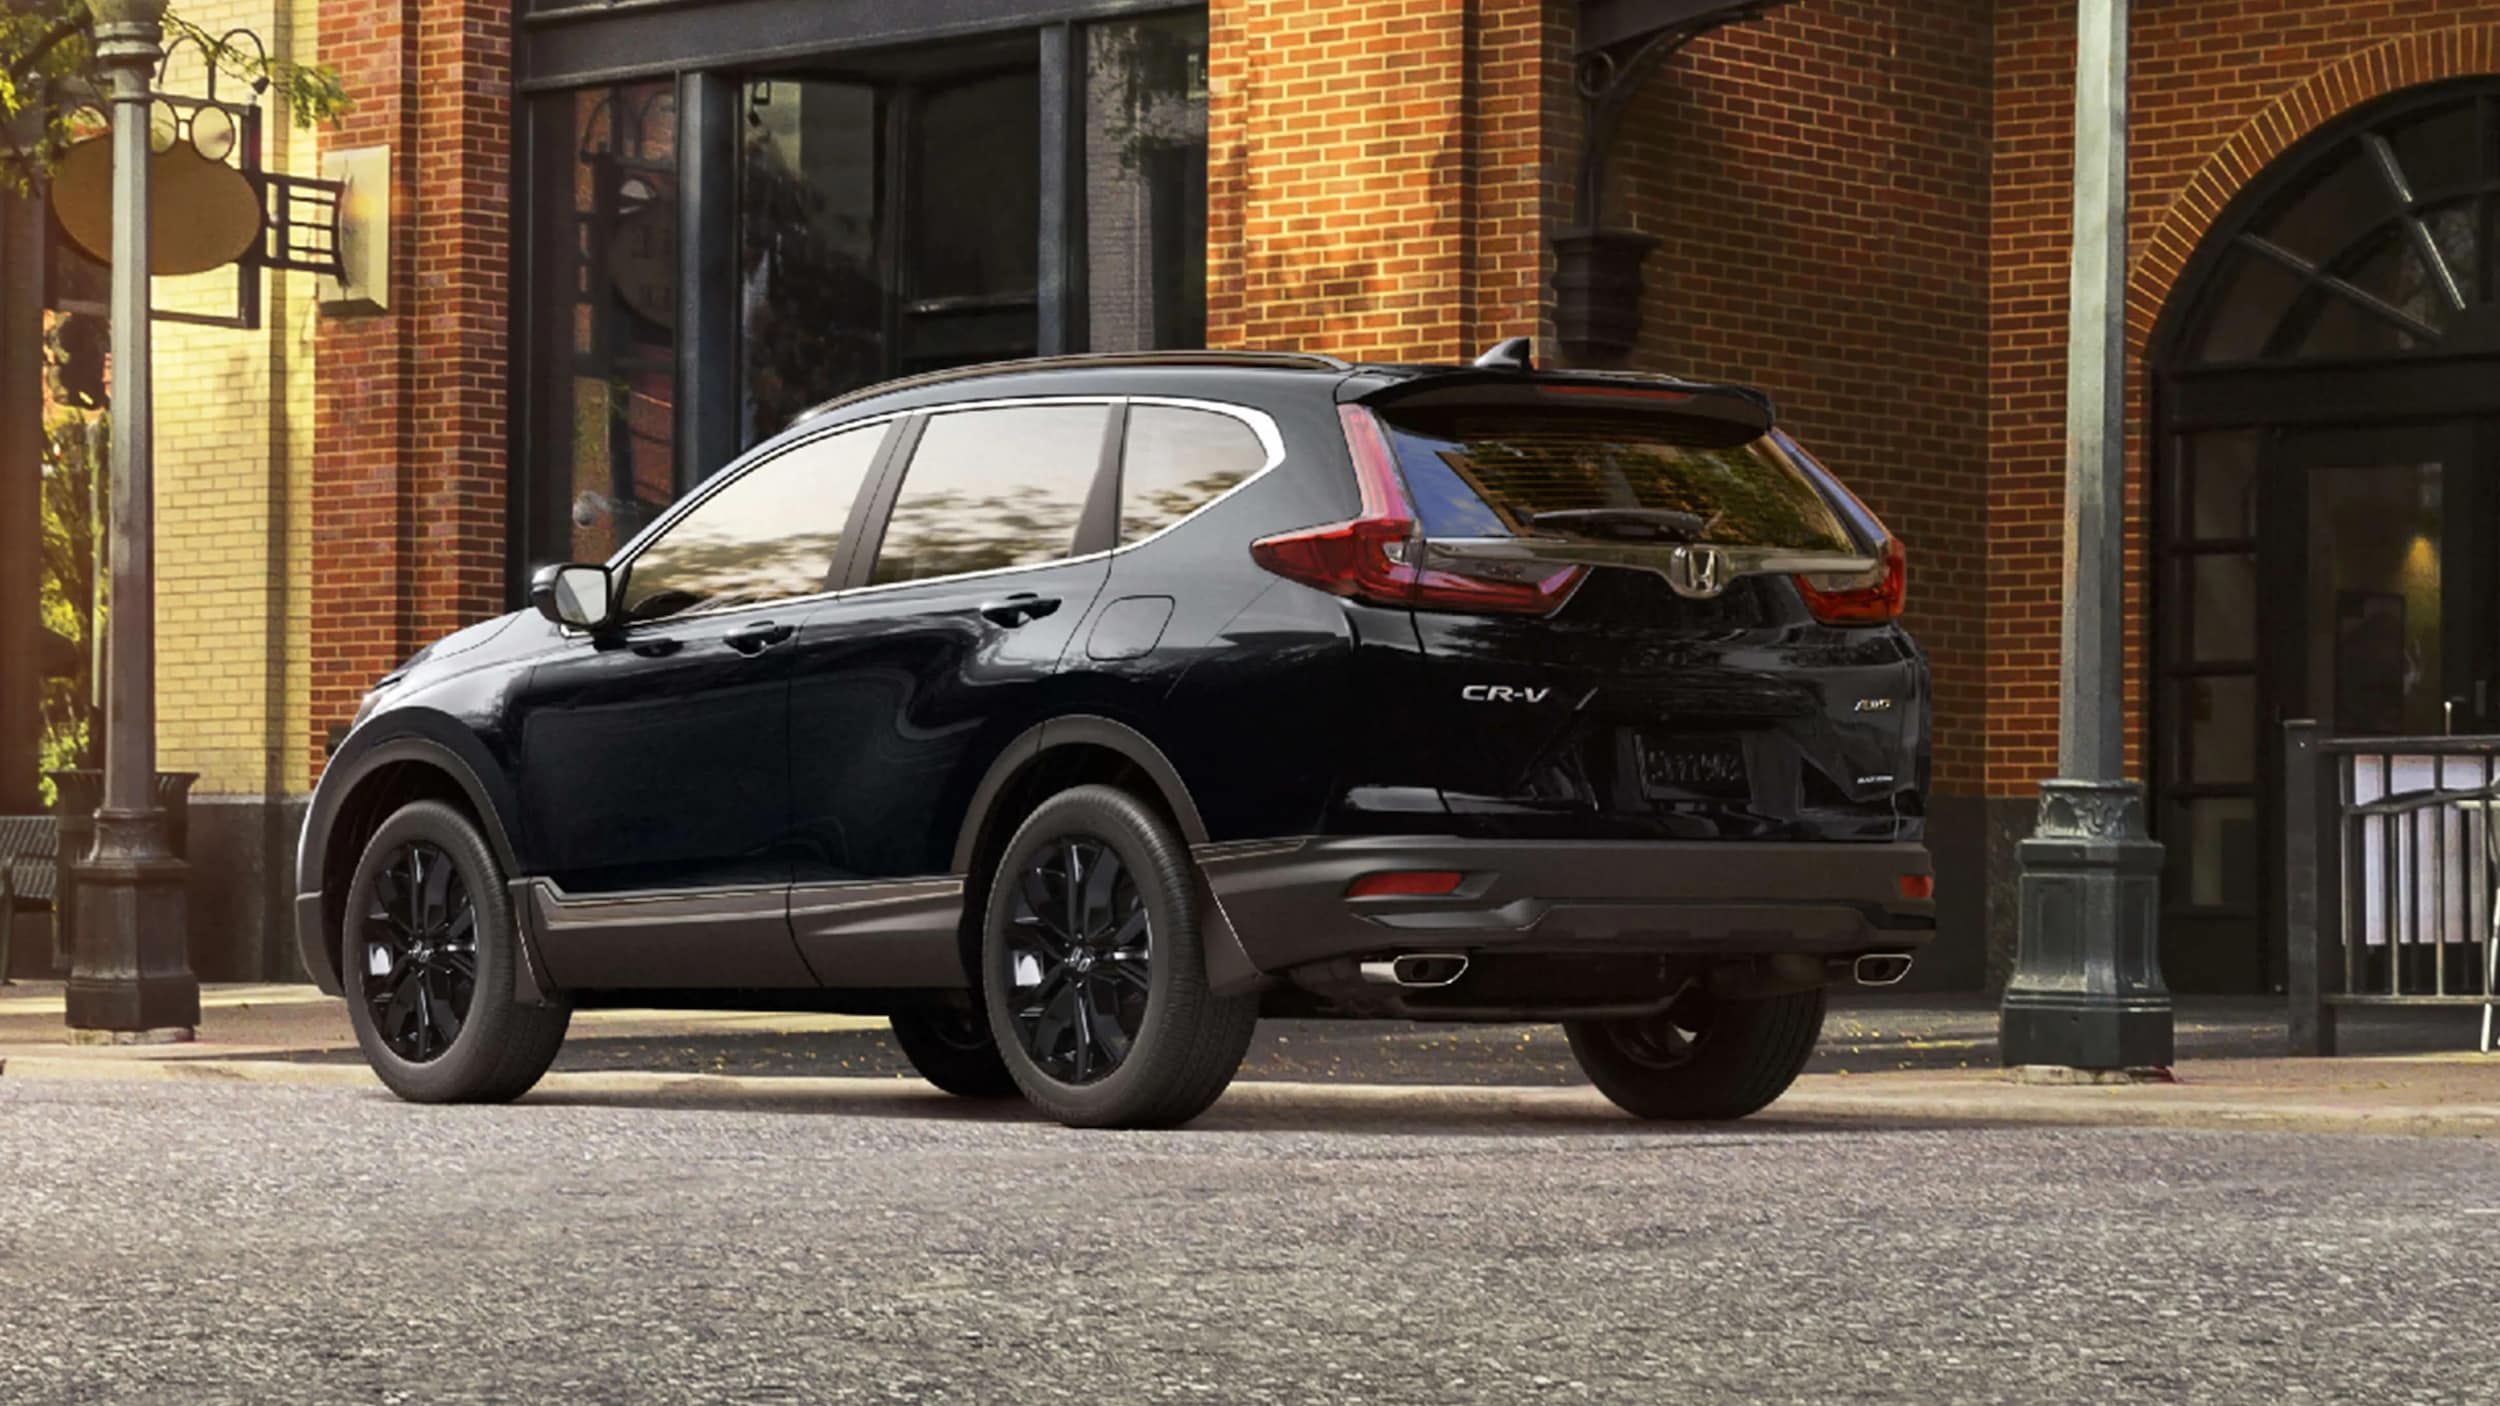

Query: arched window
[2153,79,2500,995]
[2174,81,2500,364]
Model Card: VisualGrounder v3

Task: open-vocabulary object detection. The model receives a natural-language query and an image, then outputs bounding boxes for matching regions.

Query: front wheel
[342,800,571,1103]
[981,785,1258,1129]
[1566,985,1825,1121]
[889,1006,1017,1098]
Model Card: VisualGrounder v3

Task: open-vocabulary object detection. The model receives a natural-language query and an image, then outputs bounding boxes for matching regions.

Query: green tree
[35,318,103,806]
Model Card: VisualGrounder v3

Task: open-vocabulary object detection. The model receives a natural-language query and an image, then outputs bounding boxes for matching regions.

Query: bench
[0,815,59,986]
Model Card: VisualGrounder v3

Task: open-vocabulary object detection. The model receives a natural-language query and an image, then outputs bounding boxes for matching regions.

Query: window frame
[833,393,1286,597]
[602,414,908,631]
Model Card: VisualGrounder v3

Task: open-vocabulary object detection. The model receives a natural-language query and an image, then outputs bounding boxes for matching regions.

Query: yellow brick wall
[149,0,318,801]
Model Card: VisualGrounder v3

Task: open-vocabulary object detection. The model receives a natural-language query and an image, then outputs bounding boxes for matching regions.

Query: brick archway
[2128,20,2500,350]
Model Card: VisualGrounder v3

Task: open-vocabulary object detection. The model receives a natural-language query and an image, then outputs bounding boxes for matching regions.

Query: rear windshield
[1379,410,1857,553]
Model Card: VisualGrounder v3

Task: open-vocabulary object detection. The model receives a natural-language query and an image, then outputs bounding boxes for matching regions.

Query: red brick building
[12,0,2491,985]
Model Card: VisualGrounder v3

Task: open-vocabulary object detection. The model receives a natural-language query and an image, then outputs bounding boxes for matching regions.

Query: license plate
[1639,736,1749,798]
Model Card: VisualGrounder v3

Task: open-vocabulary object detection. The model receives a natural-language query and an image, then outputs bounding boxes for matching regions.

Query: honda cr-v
[297,342,1933,1128]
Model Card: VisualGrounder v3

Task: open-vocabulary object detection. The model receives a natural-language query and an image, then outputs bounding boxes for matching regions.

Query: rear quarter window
[1119,404,1270,543]
[1379,410,1856,553]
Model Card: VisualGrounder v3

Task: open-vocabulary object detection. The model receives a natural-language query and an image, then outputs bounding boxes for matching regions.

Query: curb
[3,1051,2494,1137]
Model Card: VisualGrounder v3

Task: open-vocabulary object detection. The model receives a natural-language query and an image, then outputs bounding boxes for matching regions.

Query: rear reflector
[1347,870,1466,899]
[1796,535,1907,625]
[1247,406,1584,616]
[1897,873,1934,901]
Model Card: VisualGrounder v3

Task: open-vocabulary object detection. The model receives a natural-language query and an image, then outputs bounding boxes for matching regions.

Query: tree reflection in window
[871,405,1107,585]
[1383,412,1857,554]
[1119,405,1266,542]
[618,424,885,622]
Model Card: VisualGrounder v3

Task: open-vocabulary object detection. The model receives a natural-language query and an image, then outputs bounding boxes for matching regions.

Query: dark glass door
[2265,422,2489,741]
[737,60,1040,442]
[2158,418,2494,992]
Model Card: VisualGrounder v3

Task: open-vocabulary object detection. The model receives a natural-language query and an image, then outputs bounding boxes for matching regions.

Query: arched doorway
[2154,78,2500,992]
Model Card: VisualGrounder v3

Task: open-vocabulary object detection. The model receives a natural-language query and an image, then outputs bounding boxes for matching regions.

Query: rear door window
[870,403,1111,585]
[1119,405,1270,543]
[1379,409,1857,553]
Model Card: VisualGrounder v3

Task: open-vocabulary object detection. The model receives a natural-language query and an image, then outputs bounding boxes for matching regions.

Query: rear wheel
[1566,985,1824,1121]
[981,785,1258,1129]
[343,801,570,1103]
[889,1006,1017,1098]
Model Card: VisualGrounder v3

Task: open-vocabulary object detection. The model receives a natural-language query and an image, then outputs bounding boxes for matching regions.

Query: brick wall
[310,0,511,775]
[1602,0,1996,797]
[1991,0,2500,798]
[1205,0,1561,363]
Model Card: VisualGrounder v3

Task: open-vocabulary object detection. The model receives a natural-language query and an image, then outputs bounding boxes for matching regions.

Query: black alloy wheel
[1003,835,1153,1085]
[342,800,571,1103]
[980,785,1259,1129]
[888,1005,1018,1098]
[1565,985,1826,1121]
[359,840,478,1064]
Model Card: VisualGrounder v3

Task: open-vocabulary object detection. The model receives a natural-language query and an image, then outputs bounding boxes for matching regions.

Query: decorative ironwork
[1556,1,1789,363]
[44,23,345,330]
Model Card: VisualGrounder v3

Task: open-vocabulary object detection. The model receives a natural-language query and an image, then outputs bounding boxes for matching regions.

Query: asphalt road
[2,1078,2494,1404]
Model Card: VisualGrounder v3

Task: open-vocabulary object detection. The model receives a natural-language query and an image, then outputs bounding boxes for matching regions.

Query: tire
[980,785,1259,1129]
[889,1005,1018,1098]
[1566,985,1825,1121]
[342,800,571,1103]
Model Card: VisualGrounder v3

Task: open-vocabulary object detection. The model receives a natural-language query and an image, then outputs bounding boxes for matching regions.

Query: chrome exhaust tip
[1359,953,1471,989]
[1852,953,1914,987]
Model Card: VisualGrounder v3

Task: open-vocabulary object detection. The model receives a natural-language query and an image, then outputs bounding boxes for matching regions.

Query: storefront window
[524,82,680,570]
[1083,15,1208,351]
[738,67,1042,443]
[738,77,885,439]
[521,17,1215,580]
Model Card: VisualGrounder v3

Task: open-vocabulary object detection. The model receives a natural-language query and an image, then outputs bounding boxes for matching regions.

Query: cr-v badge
[1462,685,1553,703]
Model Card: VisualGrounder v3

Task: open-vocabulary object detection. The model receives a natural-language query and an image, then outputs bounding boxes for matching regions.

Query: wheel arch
[298,724,522,994]
[950,716,1210,876]
[946,716,1211,984]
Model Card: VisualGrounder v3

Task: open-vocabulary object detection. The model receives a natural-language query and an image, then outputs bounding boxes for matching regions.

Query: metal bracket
[1571,0,1784,227]
[1556,1,1789,363]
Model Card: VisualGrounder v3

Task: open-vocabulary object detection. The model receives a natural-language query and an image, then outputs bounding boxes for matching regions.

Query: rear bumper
[1196,836,1933,974]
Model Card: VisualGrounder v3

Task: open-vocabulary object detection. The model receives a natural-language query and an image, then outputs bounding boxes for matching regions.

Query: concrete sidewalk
[1,981,2492,1136]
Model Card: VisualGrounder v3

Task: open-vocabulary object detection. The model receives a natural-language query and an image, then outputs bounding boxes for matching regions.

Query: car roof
[785,349,1778,436]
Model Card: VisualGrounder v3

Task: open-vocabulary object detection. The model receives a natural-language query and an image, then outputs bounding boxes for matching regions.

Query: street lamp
[1998,0,2171,1076]
[66,0,197,1041]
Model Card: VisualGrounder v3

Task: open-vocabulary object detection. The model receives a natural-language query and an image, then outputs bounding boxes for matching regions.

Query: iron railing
[2283,720,2500,1055]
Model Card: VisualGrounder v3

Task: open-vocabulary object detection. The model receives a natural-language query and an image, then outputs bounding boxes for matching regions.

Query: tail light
[1795,536,1906,625]
[1250,406,1583,615]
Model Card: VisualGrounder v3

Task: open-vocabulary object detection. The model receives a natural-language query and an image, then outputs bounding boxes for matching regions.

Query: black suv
[297,344,1932,1128]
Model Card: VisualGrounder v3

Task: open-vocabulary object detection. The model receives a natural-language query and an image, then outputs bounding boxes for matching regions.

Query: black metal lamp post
[66,0,198,1041]
[1998,0,2172,1075]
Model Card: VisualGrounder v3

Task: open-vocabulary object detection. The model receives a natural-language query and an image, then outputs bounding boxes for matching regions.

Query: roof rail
[790,349,1353,425]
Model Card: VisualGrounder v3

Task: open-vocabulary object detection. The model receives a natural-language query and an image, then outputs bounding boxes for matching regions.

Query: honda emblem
[1664,545,1730,600]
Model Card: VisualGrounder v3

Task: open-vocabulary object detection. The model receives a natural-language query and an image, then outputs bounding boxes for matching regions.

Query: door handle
[979,594,1062,628]
[724,620,796,655]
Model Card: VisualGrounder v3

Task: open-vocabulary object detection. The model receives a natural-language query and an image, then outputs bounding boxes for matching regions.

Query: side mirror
[530,562,615,631]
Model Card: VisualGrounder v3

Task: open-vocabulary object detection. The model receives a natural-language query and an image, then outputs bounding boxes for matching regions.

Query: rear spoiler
[1339,368,1776,442]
